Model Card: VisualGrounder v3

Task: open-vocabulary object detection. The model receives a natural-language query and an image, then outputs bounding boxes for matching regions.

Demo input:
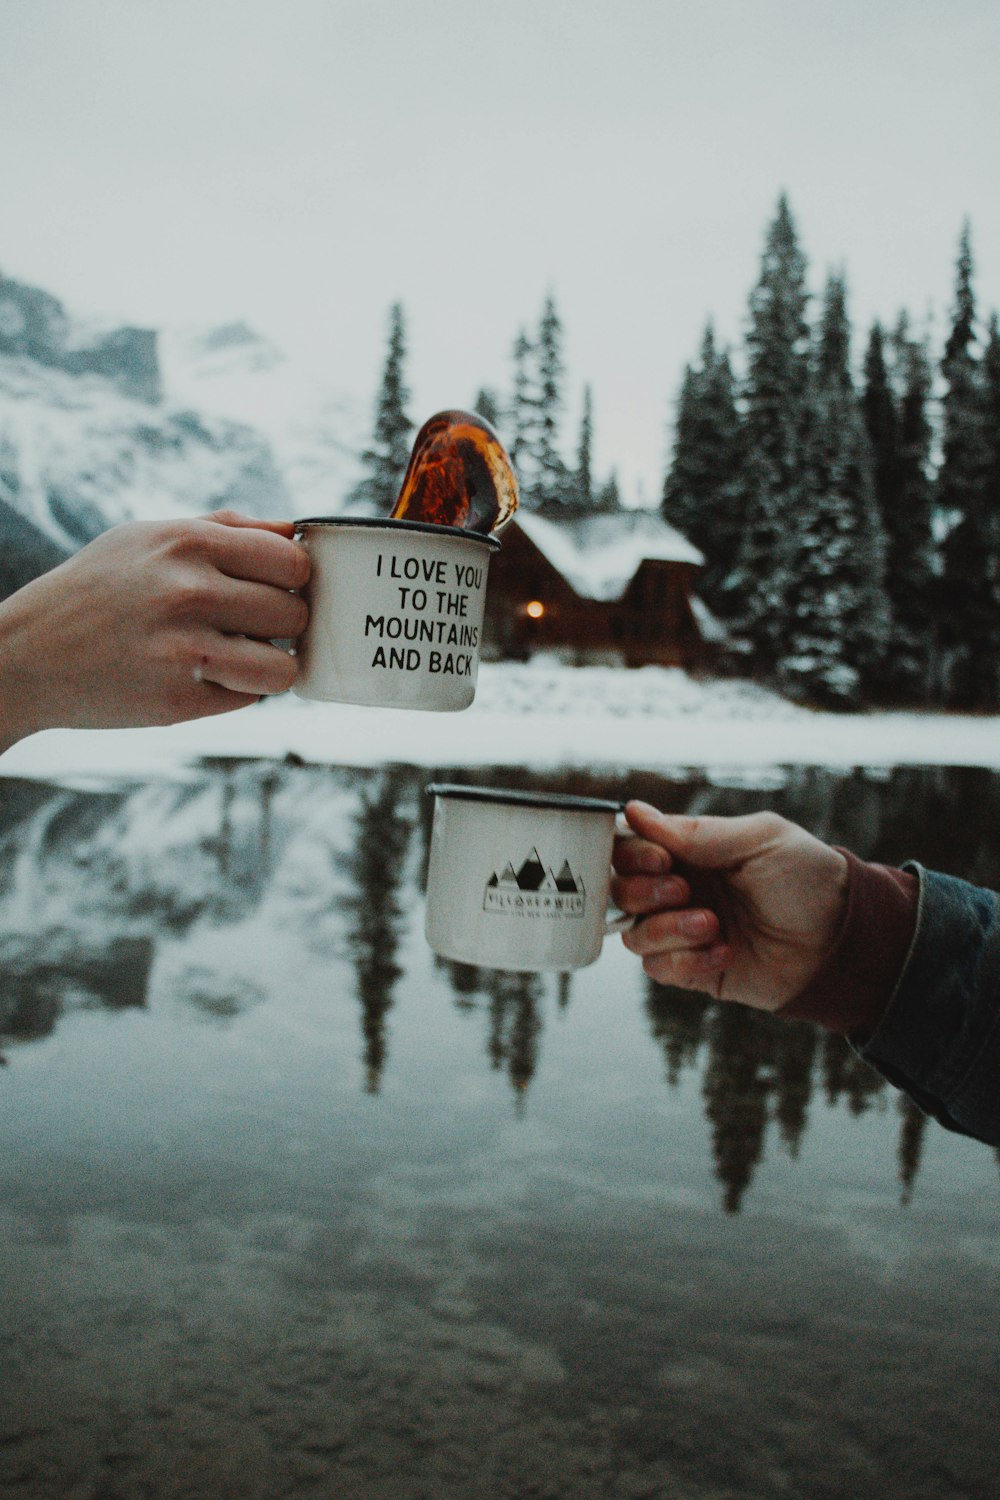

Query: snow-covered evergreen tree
[473,387,502,431]
[728,195,812,664]
[506,298,572,512]
[777,274,888,707]
[508,327,538,497]
[937,223,997,709]
[862,323,899,522]
[534,294,571,512]
[982,311,1000,544]
[595,469,622,511]
[863,317,938,701]
[572,383,594,511]
[661,322,744,607]
[355,302,412,511]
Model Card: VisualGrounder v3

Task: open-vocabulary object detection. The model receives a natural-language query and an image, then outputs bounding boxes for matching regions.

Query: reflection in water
[343,767,419,1092]
[703,1004,775,1215]
[437,957,544,1104]
[898,1093,929,1206]
[645,976,935,1213]
[1,932,154,1042]
[2,762,1000,1206]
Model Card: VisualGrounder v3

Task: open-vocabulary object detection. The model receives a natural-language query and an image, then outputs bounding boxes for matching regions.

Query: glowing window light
[525,600,545,619]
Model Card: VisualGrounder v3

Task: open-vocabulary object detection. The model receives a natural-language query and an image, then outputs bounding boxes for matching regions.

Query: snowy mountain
[0,492,69,599]
[0,270,159,401]
[0,273,368,598]
[160,320,368,517]
[0,352,288,552]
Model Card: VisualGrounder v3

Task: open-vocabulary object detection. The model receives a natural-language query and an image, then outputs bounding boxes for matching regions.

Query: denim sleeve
[858,864,1000,1146]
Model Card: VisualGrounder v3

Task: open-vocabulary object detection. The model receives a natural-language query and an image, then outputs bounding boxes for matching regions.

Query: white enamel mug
[292,517,500,710]
[424,784,635,973]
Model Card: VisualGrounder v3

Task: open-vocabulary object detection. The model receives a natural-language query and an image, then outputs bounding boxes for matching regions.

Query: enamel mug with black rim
[293,517,499,710]
[424,784,635,973]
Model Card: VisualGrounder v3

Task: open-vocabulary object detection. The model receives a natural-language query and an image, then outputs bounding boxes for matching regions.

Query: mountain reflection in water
[2,760,999,1214]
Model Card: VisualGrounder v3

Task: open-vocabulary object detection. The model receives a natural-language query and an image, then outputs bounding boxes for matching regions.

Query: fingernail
[682,911,709,938]
[653,878,685,905]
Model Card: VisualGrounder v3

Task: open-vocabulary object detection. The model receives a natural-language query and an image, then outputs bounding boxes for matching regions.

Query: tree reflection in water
[437,956,544,1106]
[3,761,1000,1205]
[342,766,419,1093]
[644,973,952,1213]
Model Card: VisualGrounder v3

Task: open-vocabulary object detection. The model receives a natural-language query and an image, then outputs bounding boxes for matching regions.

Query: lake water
[1,761,998,1500]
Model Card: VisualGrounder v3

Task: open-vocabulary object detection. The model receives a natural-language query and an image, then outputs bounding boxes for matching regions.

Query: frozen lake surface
[3,662,1000,786]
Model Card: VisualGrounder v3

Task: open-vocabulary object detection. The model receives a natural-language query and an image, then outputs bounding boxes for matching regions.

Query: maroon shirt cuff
[777,849,919,1036]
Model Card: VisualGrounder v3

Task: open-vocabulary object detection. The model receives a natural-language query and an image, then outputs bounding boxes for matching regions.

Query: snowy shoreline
[2,663,998,787]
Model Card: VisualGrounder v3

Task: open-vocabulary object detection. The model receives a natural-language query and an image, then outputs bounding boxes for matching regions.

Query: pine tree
[937,223,997,708]
[509,327,538,497]
[778,273,888,707]
[982,311,1000,538]
[356,302,412,512]
[862,323,899,527]
[866,316,938,701]
[977,311,1000,694]
[472,387,502,431]
[595,470,622,511]
[943,220,976,368]
[728,195,812,664]
[573,384,594,511]
[661,322,744,606]
[535,294,570,511]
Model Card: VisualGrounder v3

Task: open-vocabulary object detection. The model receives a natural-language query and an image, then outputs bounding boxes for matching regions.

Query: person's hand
[0,509,309,751]
[611,800,850,1011]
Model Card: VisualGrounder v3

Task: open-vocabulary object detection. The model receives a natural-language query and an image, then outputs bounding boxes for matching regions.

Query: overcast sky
[1,0,998,501]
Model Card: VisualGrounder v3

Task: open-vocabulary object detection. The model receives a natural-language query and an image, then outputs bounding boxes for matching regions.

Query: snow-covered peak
[165,320,286,380]
[0,352,288,551]
[0,272,159,401]
[0,270,370,579]
[161,322,368,517]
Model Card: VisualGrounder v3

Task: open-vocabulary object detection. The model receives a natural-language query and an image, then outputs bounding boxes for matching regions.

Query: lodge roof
[511,509,704,602]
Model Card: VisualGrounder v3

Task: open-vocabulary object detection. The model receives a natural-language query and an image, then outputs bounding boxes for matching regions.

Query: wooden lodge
[482,509,716,669]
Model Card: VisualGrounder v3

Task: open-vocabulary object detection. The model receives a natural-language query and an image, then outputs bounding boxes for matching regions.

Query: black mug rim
[293,516,501,551]
[426,783,624,815]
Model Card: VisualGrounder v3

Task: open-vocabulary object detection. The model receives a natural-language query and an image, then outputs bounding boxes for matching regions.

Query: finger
[622,906,721,955]
[641,943,730,993]
[624,801,788,872]
[207,517,310,591]
[197,635,299,696]
[613,835,674,876]
[205,578,309,640]
[205,509,297,537]
[609,873,689,915]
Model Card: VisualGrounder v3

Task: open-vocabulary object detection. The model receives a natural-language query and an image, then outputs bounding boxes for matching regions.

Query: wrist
[778,850,920,1034]
[0,589,48,751]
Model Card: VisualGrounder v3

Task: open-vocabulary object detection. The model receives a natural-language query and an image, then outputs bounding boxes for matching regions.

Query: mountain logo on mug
[483,848,586,917]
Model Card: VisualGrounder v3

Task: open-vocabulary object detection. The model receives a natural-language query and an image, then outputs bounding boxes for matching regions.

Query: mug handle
[605,813,637,935]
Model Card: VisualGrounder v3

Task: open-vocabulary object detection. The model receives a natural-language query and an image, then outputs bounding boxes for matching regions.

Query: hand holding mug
[611,800,850,1010]
[0,509,308,753]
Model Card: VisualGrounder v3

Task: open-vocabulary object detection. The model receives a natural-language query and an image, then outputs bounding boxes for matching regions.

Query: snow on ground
[2,662,998,788]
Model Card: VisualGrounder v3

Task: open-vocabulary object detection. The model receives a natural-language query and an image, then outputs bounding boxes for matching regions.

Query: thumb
[624,800,787,872]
